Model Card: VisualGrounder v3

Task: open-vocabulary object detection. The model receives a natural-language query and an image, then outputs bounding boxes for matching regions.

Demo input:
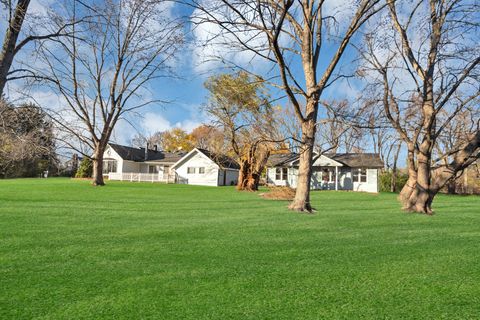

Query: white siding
[339,168,353,190]
[122,160,140,173]
[103,145,123,173]
[267,166,379,193]
[175,151,220,186]
[353,168,378,193]
[267,167,297,187]
[139,163,149,173]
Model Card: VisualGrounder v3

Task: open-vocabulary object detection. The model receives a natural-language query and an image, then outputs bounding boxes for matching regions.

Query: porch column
[335,166,338,191]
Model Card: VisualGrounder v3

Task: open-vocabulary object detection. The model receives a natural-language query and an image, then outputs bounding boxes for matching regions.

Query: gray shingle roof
[326,153,384,168]
[197,148,240,170]
[109,143,186,163]
[266,153,300,166]
[267,152,384,168]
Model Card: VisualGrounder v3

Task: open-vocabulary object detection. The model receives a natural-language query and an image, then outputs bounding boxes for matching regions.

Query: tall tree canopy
[36,0,183,186]
[191,0,384,211]
[359,0,480,213]
[204,71,279,191]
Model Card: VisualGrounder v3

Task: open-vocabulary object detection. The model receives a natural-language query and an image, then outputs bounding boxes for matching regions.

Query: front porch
[107,172,187,184]
[311,166,342,190]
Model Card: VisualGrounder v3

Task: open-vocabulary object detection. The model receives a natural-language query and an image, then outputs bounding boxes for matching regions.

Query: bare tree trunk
[403,156,434,214]
[390,143,401,192]
[237,159,248,190]
[0,0,31,96]
[391,169,397,193]
[399,146,417,204]
[289,116,316,212]
[92,145,105,186]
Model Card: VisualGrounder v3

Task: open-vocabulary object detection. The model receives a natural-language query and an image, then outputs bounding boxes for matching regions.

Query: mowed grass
[1,179,479,319]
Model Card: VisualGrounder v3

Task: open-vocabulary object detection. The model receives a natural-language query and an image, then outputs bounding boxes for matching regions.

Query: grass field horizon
[1,178,479,319]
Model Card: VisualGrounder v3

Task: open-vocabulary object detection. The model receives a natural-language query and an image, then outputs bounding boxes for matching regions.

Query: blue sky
[107,0,365,145]
[1,0,376,153]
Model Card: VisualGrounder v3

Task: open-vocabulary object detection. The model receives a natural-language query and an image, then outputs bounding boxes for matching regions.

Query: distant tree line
[0,99,57,178]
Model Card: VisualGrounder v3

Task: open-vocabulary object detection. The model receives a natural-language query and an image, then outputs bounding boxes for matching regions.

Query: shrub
[379,171,408,193]
[75,158,93,178]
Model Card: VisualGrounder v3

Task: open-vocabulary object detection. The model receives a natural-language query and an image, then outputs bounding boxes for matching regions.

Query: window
[322,169,330,182]
[149,165,159,174]
[321,168,336,182]
[353,168,367,183]
[198,167,205,174]
[275,167,288,181]
[102,160,117,174]
[187,167,195,174]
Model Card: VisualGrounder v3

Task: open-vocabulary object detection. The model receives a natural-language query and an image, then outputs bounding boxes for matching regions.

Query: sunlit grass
[1,178,479,319]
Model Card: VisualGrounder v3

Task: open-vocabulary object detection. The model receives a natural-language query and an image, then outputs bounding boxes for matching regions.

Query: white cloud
[142,112,173,134]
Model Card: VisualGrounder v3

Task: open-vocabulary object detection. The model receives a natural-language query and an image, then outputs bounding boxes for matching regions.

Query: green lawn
[1,178,479,319]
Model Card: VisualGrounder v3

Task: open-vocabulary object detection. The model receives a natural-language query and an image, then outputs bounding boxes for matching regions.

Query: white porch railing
[107,172,177,183]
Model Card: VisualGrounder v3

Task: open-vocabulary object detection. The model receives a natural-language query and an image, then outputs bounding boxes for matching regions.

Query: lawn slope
[1,178,479,319]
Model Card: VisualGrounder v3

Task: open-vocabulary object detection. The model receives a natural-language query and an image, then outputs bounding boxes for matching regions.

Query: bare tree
[190,0,383,212]
[0,0,81,97]
[37,0,182,185]
[131,131,165,149]
[359,0,480,213]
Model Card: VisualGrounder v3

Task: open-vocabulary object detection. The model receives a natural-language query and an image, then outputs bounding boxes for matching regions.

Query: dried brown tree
[204,71,280,191]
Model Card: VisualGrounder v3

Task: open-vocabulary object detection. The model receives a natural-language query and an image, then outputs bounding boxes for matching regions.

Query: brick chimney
[145,143,149,160]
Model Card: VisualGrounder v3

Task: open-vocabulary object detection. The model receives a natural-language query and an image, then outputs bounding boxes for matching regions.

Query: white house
[103,143,186,182]
[171,148,239,186]
[102,143,239,186]
[266,152,384,193]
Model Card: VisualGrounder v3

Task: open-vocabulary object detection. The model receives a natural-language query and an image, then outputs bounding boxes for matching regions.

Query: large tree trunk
[401,164,435,214]
[289,116,316,212]
[399,146,417,205]
[400,97,436,214]
[399,151,435,214]
[92,146,105,186]
[237,159,249,190]
[237,146,269,191]
[0,0,31,97]
[237,161,261,191]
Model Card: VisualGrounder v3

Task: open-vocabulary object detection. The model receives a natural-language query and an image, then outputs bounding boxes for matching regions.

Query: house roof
[108,143,186,163]
[196,148,240,170]
[171,148,240,170]
[268,152,384,168]
[266,153,300,166]
[326,153,384,168]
